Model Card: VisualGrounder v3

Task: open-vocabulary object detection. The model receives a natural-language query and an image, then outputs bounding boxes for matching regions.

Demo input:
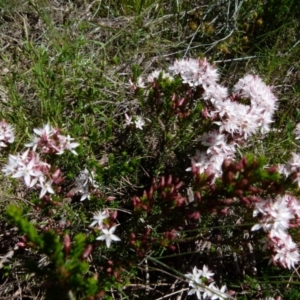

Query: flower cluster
[130,69,174,90]
[2,124,78,198]
[252,194,300,269]
[185,265,228,300]
[233,74,277,133]
[124,114,146,130]
[0,119,14,149]
[2,149,63,198]
[279,152,300,187]
[169,58,219,88]
[146,69,174,84]
[186,133,236,178]
[25,123,79,155]
[145,58,278,178]
[275,126,300,186]
[89,210,121,248]
[70,168,99,201]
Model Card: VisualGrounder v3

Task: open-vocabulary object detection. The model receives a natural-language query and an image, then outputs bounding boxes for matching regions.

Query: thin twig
[155,288,189,300]
[145,258,150,296]
[183,23,202,58]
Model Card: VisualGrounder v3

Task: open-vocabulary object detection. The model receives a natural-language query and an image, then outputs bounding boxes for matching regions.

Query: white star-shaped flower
[200,265,214,279]
[124,113,133,127]
[96,225,121,248]
[134,116,145,130]
[90,210,109,227]
[12,158,37,187]
[39,179,55,198]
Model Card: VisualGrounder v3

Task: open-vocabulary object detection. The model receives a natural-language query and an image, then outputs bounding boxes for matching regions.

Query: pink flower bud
[167,174,173,186]
[241,197,250,205]
[111,211,118,220]
[249,186,263,194]
[160,176,165,189]
[141,204,148,211]
[223,171,234,184]
[52,168,62,179]
[234,190,243,197]
[220,207,229,215]
[133,196,140,206]
[176,197,186,206]
[221,198,234,205]
[169,185,174,193]
[237,179,248,188]
[64,234,71,256]
[81,244,93,259]
[247,196,261,203]
[268,165,278,173]
[168,244,176,251]
[55,177,64,184]
[175,181,183,190]
[188,211,200,220]
[194,191,201,202]
[147,186,154,200]
[227,290,236,296]
[222,158,233,171]
[178,98,185,107]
